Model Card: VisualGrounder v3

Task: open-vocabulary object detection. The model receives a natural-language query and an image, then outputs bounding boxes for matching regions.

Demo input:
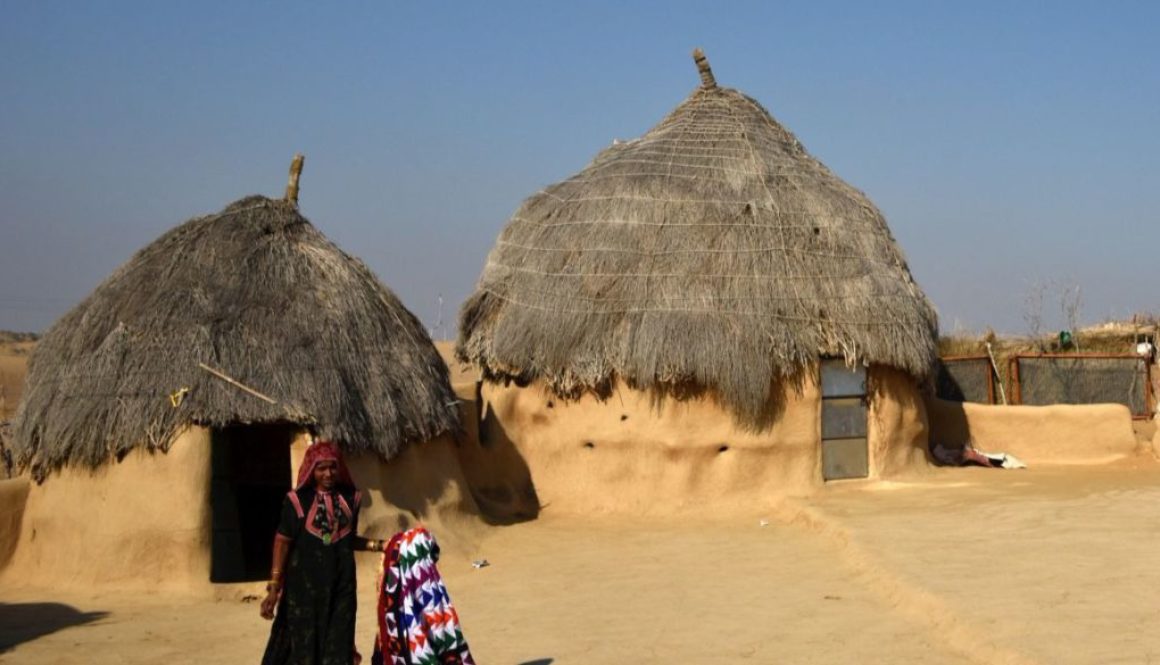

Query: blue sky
[1,1,1156,336]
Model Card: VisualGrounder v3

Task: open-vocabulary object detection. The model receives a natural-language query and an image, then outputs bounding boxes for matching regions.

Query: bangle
[271,570,282,579]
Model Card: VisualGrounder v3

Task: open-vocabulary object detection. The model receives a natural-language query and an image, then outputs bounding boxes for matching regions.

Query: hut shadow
[458,381,541,525]
[0,602,109,652]
[517,659,554,665]
[346,380,541,534]
[926,395,974,461]
[639,374,793,432]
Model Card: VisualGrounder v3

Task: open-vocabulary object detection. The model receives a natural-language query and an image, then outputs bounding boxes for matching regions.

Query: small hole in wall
[546,400,554,409]
[620,414,628,421]
[717,444,730,453]
[583,442,595,449]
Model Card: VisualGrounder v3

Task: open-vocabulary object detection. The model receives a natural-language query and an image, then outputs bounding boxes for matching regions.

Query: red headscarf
[296,440,356,490]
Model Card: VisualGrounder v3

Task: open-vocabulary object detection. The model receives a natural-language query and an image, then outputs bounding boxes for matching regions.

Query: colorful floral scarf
[373,527,475,665]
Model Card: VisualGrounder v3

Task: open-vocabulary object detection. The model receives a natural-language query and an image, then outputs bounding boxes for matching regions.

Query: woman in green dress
[260,441,386,665]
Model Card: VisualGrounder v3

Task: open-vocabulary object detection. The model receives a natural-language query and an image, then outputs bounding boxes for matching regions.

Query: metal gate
[820,360,868,480]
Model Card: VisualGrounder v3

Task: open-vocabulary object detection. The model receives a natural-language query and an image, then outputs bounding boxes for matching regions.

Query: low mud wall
[927,398,1138,464]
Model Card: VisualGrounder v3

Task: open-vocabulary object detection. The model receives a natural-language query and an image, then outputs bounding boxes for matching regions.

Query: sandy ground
[0,341,33,420]
[4,462,1160,664]
[1135,418,1157,444]
[435,340,480,385]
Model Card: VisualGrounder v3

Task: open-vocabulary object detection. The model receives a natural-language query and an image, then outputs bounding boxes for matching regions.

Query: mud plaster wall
[469,366,929,516]
[0,476,31,569]
[1,428,483,593]
[0,427,213,592]
[868,366,932,478]
[1152,415,1159,454]
[927,398,1139,464]
[290,432,483,564]
[1151,359,1159,414]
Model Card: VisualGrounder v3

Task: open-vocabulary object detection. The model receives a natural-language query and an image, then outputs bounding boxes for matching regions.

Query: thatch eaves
[458,50,938,424]
[14,195,458,475]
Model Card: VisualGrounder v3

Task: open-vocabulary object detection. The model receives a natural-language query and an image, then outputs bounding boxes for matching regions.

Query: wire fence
[1009,354,1154,419]
[935,356,997,404]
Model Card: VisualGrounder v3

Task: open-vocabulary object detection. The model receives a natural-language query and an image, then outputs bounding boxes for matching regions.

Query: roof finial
[692,48,716,89]
[284,153,305,206]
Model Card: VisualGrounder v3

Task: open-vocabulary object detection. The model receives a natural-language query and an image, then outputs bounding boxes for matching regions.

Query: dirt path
[3,464,1158,664]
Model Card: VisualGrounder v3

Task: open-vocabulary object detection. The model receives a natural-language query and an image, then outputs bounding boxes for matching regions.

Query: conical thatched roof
[15,193,458,476]
[458,50,938,424]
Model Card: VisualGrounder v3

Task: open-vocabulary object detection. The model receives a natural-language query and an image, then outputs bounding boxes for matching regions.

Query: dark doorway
[210,424,294,583]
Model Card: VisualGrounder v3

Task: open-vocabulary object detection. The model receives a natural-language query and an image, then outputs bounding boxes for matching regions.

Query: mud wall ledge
[927,397,1139,465]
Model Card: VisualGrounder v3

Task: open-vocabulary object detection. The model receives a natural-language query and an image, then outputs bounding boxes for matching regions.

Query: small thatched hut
[3,161,475,589]
[457,51,939,513]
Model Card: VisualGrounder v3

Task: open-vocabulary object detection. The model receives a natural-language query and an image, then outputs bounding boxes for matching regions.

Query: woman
[374,526,475,664]
[260,440,386,665]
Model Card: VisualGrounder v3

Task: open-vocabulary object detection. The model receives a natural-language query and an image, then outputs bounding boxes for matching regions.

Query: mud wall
[1,427,483,592]
[464,366,929,517]
[0,427,214,591]
[291,432,484,561]
[0,476,31,569]
[868,366,932,478]
[927,398,1139,464]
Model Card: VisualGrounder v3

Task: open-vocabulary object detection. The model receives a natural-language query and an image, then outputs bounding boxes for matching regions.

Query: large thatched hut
[2,162,475,589]
[457,51,939,514]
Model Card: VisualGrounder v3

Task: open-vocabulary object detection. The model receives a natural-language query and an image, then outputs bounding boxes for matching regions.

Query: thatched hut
[2,160,475,589]
[457,51,939,514]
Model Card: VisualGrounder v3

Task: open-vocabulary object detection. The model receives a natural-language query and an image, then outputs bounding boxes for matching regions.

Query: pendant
[322,533,332,545]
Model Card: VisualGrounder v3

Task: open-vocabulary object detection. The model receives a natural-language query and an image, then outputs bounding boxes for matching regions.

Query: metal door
[820,360,868,480]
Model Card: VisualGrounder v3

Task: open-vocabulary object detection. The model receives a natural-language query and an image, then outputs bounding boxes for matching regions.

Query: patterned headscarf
[374,527,475,664]
[295,440,355,490]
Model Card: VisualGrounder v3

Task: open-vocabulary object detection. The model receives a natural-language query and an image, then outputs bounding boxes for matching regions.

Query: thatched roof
[14,194,458,476]
[0,420,13,478]
[458,50,938,424]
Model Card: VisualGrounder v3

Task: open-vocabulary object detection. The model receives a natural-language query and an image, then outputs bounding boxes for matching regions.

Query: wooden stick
[284,153,305,206]
[198,362,278,404]
[692,48,716,89]
[985,342,1007,405]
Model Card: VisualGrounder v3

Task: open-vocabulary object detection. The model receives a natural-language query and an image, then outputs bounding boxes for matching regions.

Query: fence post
[985,342,1006,405]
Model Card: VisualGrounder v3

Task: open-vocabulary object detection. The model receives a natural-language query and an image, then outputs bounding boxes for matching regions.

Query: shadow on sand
[0,602,109,652]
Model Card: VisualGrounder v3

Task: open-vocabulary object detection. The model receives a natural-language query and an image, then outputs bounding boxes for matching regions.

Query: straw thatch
[0,420,13,478]
[458,51,938,425]
[14,195,458,476]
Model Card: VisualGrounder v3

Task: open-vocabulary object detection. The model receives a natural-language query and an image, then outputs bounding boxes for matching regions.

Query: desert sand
[0,341,32,420]
[4,460,1160,664]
